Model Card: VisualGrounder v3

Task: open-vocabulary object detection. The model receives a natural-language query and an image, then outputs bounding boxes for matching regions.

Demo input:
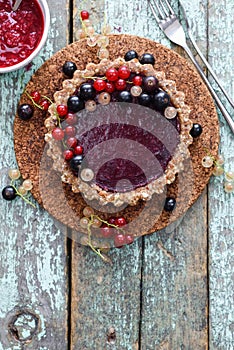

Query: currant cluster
[17,90,52,121]
[80,206,134,249]
[28,90,51,111]
[2,169,35,207]
[62,51,175,113]
[77,10,111,60]
[202,153,234,193]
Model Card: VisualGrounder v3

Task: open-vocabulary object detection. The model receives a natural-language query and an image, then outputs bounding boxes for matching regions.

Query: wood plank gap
[67,1,73,348]
[138,237,145,350]
[207,187,211,350]
[67,235,73,350]
[206,2,210,345]
[206,0,210,63]
[69,0,74,43]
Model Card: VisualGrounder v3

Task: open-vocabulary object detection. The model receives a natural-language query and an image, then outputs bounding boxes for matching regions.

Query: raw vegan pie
[45,54,193,207]
[14,34,219,236]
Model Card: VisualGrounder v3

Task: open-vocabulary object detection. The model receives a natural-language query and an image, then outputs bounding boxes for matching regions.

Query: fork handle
[188,30,234,109]
[183,44,234,134]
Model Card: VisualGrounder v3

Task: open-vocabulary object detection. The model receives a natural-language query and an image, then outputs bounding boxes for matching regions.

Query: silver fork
[148,0,234,134]
[178,0,234,109]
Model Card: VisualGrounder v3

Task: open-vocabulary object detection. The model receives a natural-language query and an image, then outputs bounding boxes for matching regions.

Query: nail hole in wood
[107,327,116,344]
[8,310,39,343]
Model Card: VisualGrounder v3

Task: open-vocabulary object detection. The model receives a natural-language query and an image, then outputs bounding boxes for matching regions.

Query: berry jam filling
[77,116,178,192]
[0,0,44,68]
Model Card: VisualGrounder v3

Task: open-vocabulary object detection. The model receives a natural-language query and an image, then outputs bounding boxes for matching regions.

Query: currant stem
[86,217,109,262]
[24,90,44,110]
[41,95,53,105]
[204,148,224,168]
[82,75,107,81]
[92,215,125,234]
[11,182,36,208]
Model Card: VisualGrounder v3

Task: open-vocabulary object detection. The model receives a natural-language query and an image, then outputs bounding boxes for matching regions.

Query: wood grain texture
[0,1,69,349]
[140,194,208,350]
[71,242,143,349]
[208,1,234,349]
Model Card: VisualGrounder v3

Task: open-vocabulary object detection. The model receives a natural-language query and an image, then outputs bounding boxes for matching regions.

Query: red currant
[65,113,78,125]
[115,79,127,91]
[125,234,134,245]
[108,217,116,225]
[118,66,131,79]
[66,137,78,148]
[100,226,113,238]
[30,91,41,103]
[114,234,126,248]
[93,79,107,92]
[65,125,77,137]
[105,82,115,93]
[106,68,119,82]
[74,145,84,155]
[80,10,89,21]
[40,99,50,111]
[57,104,68,117]
[63,149,74,161]
[52,127,65,141]
[115,217,127,227]
[133,75,143,86]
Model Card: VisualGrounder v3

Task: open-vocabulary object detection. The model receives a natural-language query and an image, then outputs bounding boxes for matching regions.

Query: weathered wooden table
[0,0,233,349]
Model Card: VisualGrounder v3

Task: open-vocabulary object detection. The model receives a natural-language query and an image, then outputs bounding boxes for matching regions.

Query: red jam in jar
[0,0,44,68]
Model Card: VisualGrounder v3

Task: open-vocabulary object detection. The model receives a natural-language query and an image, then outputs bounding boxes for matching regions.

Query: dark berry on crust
[124,50,139,61]
[164,197,176,212]
[118,91,133,102]
[190,123,203,138]
[153,91,170,111]
[67,95,85,112]
[138,93,151,106]
[62,61,77,78]
[17,104,34,120]
[79,83,96,101]
[70,155,84,172]
[139,53,155,65]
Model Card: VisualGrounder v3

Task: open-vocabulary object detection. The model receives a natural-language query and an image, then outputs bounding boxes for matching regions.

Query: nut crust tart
[14,34,219,236]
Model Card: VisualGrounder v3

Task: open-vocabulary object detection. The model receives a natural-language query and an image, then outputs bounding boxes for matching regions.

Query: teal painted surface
[208,1,234,349]
[0,0,233,349]
[0,1,68,349]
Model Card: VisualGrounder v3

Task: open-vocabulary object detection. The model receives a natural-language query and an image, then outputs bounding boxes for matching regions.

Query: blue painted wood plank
[208,0,234,349]
[0,1,69,349]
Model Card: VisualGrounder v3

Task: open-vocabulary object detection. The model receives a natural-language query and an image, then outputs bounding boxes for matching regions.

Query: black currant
[142,76,159,93]
[70,155,84,172]
[2,186,17,201]
[118,91,133,103]
[124,50,139,61]
[190,123,203,138]
[67,95,85,113]
[153,91,170,111]
[138,93,151,106]
[164,197,176,212]
[17,104,34,121]
[62,61,77,78]
[79,83,96,101]
[139,53,155,65]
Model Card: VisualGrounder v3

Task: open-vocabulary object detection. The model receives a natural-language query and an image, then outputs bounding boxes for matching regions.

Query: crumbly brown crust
[45,56,193,206]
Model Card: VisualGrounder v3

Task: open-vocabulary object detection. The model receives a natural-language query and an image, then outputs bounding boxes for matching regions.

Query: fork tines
[148,0,175,22]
